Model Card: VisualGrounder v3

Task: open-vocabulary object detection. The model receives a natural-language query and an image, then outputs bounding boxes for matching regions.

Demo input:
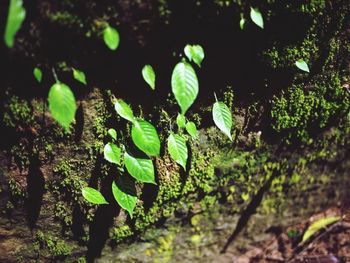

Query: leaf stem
[214,92,218,102]
[52,67,59,83]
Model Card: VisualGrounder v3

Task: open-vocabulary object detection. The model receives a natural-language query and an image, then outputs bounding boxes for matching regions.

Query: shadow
[25,153,45,229]
[85,155,120,262]
[86,203,120,262]
[71,204,86,242]
[74,103,84,143]
[220,170,277,253]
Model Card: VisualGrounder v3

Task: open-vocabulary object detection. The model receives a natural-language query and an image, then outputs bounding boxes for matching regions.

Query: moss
[47,11,83,29]
[10,142,30,171]
[271,72,350,144]
[35,230,72,260]
[3,94,34,129]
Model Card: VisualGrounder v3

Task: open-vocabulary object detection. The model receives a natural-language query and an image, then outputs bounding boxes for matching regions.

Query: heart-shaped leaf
[184,44,205,67]
[212,101,233,141]
[124,152,156,184]
[171,62,199,115]
[4,0,26,48]
[112,178,137,218]
[295,59,310,73]
[33,67,42,83]
[176,114,186,129]
[142,65,156,90]
[131,120,160,156]
[73,68,87,85]
[48,82,77,131]
[114,99,135,123]
[302,216,341,242]
[250,7,264,29]
[185,121,198,138]
[82,187,109,205]
[107,128,117,140]
[103,26,120,50]
[104,142,121,165]
[167,133,188,170]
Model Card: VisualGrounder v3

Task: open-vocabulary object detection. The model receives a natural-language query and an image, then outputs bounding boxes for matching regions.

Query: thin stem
[214,92,218,102]
[52,67,59,83]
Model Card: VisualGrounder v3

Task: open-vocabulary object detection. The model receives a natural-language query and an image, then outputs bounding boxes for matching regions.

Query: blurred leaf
[107,128,117,140]
[4,0,26,48]
[295,59,310,73]
[33,67,42,83]
[239,18,246,30]
[184,44,205,67]
[73,68,87,85]
[142,65,156,90]
[176,114,186,129]
[250,7,264,29]
[103,26,120,50]
[186,121,198,138]
[302,216,341,242]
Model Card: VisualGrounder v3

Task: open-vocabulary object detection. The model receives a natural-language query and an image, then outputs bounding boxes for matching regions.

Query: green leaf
[4,0,26,48]
[176,114,186,129]
[212,101,233,141]
[82,187,109,205]
[239,18,246,30]
[167,133,188,170]
[302,216,341,242]
[114,99,135,123]
[73,68,87,85]
[295,59,310,73]
[185,121,198,138]
[107,128,117,140]
[142,65,156,90]
[48,82,77,131]
[33,67,42,83]
[184,44,205,67]
[171,62,199,115]
[112,178,137,218]
[250,7,264,29]
[124,152,156,184]
[104,142,121,165]
[103,26,120,50]
[131,120,161,156]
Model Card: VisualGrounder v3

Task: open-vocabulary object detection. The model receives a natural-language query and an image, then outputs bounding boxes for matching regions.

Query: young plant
[82,44,209,217]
